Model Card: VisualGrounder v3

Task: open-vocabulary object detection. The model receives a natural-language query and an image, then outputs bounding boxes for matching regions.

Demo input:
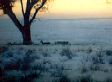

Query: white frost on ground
[1,44,112,82]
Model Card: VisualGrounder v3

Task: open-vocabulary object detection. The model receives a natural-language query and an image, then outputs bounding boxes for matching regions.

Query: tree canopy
[0,0,51,24]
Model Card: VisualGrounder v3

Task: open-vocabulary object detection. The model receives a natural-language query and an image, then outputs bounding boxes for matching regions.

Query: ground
[0,44,112,82]
[0,17,112,82]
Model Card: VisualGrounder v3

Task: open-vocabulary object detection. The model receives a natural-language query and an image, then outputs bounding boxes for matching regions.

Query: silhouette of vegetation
[79,75,92,82]
[59,75,71,82]
[0,0,52,45]
[60,48,73,59]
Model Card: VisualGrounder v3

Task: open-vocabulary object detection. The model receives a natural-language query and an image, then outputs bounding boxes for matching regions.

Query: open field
[1,18,112,82]
[0,19,112,45]
[0,44,112,82]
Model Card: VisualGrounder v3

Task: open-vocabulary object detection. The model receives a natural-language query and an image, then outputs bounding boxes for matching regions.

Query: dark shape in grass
[87,47,92,54]
[106,50,112,56]
[59,75,71,82]
[40,40,51,45]
[55,41,70,45]
[105,78,112,82]
[90,65,100,71]
[19,71,39,82]
[108,57,112,64]
[91,52,105,64]
[79,75,92,82]
[0,46,8,54]
[60,48,73,59]
[42,51,50,57]
[81,67,89,73]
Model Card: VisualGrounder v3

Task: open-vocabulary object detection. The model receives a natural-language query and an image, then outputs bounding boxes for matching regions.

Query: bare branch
[7,10,23,32]
[30,0,47,24]
[0,0,23,31]
[25,0,30,12]
[25,0,39,14]
[20,0,24,16]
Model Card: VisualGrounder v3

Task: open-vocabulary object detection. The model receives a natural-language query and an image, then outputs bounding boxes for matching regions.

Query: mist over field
[0,18,112,44]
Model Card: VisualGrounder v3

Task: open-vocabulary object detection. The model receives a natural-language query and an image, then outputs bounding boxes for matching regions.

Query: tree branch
[25,0,31,13]
[24,0,40,26]
[20,0,24,16]
[7,10,23,32]
[30,0,47,24]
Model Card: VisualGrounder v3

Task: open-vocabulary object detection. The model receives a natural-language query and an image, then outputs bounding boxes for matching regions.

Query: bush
[79,75,92,82]
[60,48,73,59]
[90,65,100,71]
[50,65,64,77]
[1,49,41,82]
[91,52,104,64]
[108,57,112,64]
[0,46,8,54]
[106,50,112,56]
[42,51,50,57]
[105,78,112,82]
[81,67,89,73]
[59,75,71,82]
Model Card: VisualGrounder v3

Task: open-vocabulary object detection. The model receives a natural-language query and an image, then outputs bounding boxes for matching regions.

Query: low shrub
[60,48,73,59]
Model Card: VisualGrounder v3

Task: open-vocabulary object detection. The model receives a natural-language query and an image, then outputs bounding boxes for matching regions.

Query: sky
[49,0,112,18]
[2,0,112,19]
[47,0,112,18]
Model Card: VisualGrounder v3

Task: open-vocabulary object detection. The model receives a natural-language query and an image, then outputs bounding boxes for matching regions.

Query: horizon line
[37,17,112,20]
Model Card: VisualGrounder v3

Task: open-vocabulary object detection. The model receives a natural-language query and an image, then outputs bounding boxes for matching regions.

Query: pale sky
[13,0,112,19]
[46,0,112,17]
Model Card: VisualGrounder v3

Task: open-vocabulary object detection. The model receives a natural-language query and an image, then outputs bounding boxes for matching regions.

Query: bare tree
[0,0,51,45]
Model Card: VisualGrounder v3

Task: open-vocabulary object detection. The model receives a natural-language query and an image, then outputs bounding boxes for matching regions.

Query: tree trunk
[21,26,32,45]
